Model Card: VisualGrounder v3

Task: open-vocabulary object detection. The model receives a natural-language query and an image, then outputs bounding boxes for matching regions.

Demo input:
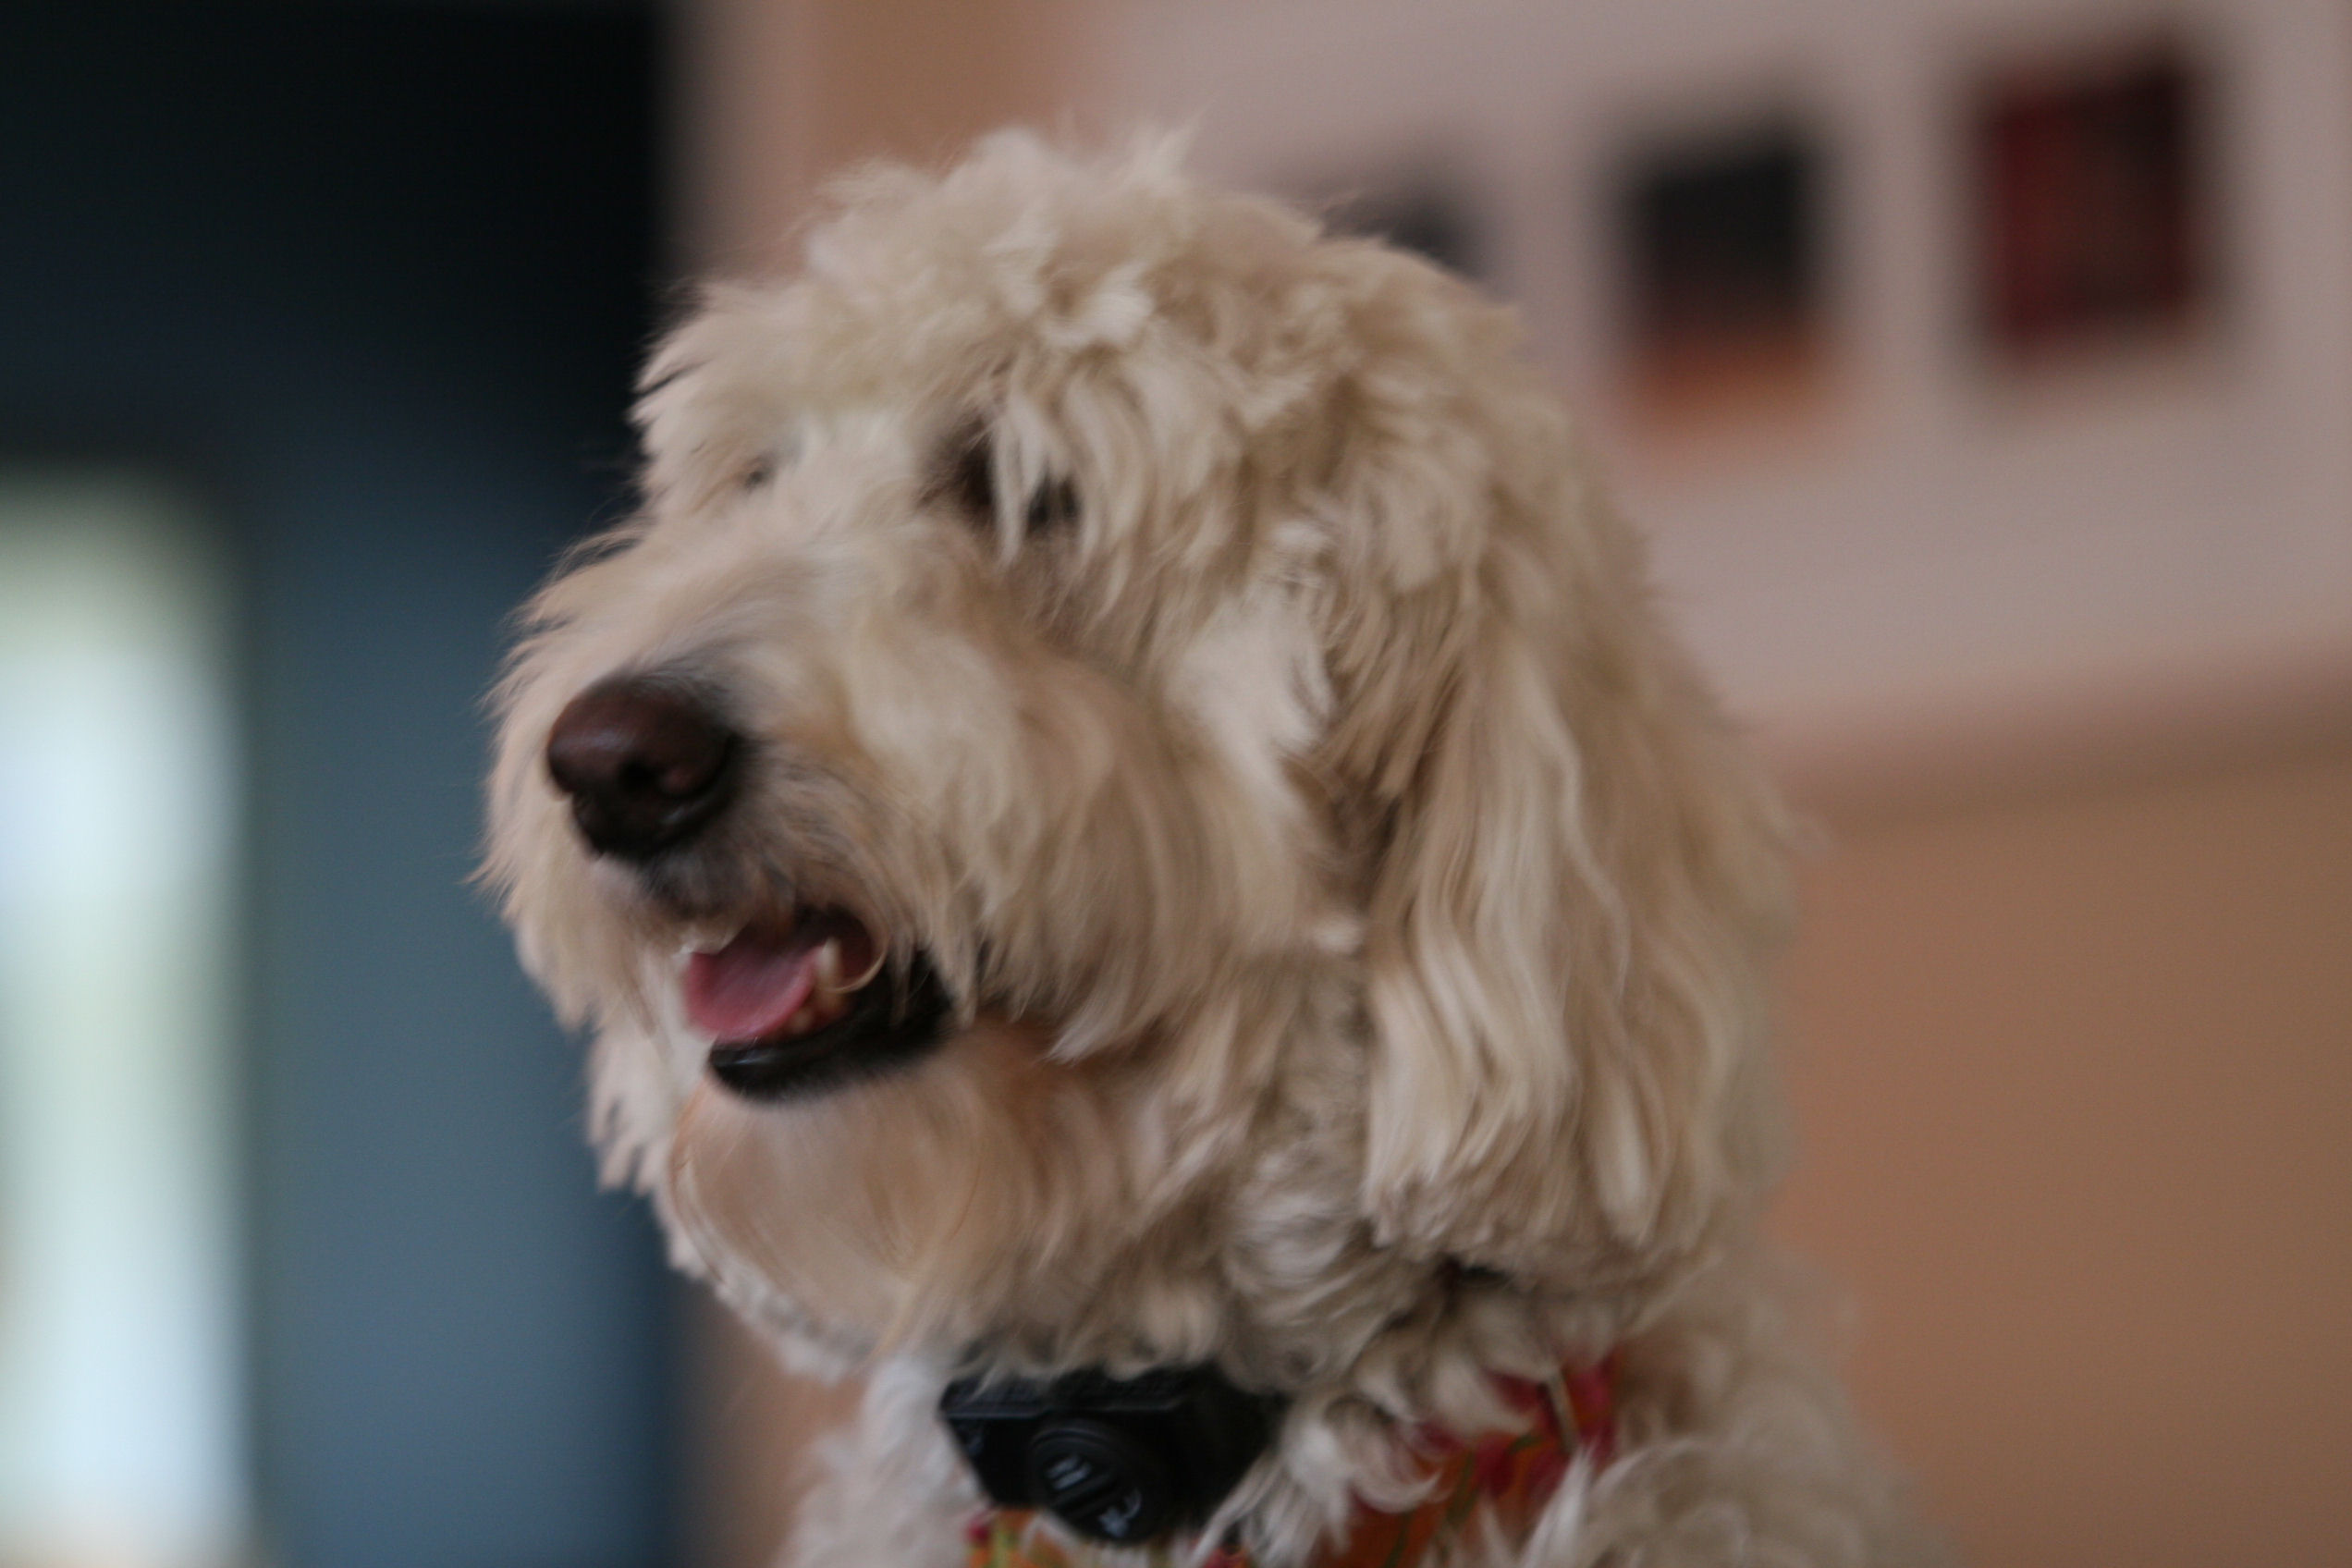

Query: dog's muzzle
[545,676,955,1099]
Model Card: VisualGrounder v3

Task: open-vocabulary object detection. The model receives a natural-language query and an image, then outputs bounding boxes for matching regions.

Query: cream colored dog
[486,134,1932,1568]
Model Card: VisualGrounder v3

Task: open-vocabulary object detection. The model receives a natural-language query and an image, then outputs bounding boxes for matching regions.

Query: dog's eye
[937,428,1079,543]
[1024,476,1078,535]
[943,431,996,521]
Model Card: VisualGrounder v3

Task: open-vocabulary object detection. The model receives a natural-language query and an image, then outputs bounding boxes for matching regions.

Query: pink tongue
[685,929,820,1044]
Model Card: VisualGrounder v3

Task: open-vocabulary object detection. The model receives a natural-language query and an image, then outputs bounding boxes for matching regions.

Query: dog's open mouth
[686,908,951,1098]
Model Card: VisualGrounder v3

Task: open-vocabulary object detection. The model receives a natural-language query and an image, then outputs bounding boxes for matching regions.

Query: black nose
[545,676,741,860]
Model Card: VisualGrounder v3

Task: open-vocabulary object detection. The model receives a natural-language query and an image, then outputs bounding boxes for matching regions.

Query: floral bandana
[965,1357,1620,1568]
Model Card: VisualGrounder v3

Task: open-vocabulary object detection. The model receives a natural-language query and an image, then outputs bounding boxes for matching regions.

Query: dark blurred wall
[0,6,676,1565]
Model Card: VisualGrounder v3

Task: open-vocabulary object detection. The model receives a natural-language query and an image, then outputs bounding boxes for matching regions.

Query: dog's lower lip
[703,941,953,1100]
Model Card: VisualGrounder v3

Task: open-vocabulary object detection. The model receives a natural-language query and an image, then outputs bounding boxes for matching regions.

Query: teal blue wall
[0,7,680,1564]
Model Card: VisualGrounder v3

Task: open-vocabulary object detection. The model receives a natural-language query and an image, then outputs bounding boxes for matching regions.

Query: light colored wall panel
[1775,743,2352,1568]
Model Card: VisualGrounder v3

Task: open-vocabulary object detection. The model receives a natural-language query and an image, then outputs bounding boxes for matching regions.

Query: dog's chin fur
[484,132,1938,1567]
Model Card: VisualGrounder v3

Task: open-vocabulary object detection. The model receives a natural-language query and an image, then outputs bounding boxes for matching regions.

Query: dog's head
[485,134,1790,1376]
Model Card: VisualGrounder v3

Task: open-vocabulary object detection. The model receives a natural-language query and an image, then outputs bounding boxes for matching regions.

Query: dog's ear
[1314,281,1793,1280]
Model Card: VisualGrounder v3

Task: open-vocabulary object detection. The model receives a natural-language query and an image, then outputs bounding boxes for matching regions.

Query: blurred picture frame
[1968,37,2215,365]
[1609,112,1835,430]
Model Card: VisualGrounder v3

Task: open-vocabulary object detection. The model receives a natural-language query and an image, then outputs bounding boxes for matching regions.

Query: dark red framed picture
[1973,44,2211,361]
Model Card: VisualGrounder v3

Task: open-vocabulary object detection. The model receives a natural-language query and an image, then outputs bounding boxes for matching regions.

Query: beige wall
[681,1292,850,1568]
[679,0,1094,271]
[1775,738,2352,1568]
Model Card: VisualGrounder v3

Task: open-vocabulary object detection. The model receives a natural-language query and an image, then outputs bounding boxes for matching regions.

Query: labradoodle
[485,133,1935,1568]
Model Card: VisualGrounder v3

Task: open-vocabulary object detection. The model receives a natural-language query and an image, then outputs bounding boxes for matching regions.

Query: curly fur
[484,131,1937,1568]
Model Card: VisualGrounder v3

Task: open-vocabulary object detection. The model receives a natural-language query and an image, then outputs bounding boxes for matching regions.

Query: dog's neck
[949,1352,1623,1568]
[934,1248,1643,1566]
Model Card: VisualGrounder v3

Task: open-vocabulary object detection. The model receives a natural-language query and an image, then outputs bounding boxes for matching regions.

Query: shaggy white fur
[485,132,1938,1568]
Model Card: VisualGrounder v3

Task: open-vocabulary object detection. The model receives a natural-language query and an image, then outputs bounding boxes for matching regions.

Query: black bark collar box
[939,1365,1287,1545]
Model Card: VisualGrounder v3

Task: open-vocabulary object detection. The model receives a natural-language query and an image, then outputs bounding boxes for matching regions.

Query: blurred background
[1,3,2346,1567]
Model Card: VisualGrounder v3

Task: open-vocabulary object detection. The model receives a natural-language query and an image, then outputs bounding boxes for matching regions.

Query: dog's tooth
[814,938,844,995]
[680,922,741,958]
